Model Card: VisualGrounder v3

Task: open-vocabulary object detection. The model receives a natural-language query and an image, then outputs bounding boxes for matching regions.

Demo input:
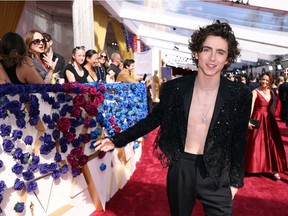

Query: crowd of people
[0,31,142,85]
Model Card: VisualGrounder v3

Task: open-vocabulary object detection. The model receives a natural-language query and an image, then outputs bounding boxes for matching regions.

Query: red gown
[245,90,287,173]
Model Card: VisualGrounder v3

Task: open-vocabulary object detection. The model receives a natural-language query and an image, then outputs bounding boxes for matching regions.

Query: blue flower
[13,147,23,160]
[26,181,38,193]
[27,164,38,172]
[99,163,107,171]
[23,135,33,145]
[12,163,24,175]
[51,170,61,180]
[0,180,6,195]
[22,171,35,181]
[54,152,62,162]
[3,139,15,152]
[13,178,25,190]
[0,124,11,136]
[14,202,24,213]
[0,160,3,169]
[20,152,31,164]
[40,144,52,155]
[59,164,69,174]
[52,129,60,140]
[12,129,23,140]
[31,153,40,164]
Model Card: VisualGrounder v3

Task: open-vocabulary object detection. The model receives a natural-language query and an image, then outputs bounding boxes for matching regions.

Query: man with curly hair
[95,20,252,216]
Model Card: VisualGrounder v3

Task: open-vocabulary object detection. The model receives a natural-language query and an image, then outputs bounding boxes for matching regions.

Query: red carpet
[92,122,288,216]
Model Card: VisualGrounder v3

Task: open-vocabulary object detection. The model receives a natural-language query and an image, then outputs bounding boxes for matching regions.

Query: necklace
[194,87,214,123]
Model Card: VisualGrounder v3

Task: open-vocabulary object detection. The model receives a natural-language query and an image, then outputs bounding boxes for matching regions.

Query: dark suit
[53,52,66,78]
[111,75,252,214]
[278,82,288,123]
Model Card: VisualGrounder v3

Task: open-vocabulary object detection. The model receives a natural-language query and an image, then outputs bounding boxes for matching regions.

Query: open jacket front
[111,74,252,188]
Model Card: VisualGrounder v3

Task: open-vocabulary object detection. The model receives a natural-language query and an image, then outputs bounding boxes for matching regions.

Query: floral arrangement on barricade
[0,82,147,214]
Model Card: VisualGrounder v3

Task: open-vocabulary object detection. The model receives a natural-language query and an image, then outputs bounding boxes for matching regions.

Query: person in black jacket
[42,32,66,80]
[95,20,252,216]
[278,76,288,125]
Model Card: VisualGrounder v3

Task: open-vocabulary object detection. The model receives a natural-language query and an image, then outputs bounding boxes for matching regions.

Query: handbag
[249,119,260,129]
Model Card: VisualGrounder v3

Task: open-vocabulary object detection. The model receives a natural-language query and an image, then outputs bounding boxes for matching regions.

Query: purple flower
[23,135,33,145]
[40,144,52,155]
[0,159,3,168]
[39,163,50,174]
[12,163,24,175]
[39,133,52,143]
[22,171,35,181]
[12,129,23,140]
[13,147,23,160]
[26,181,38,193]
[31,153,40,164]
[20,152,31,164]
[19,93,30,103]
[52,130,60,139]
[59,136,68,146]
[13,178,25,190]
[14,202,25,213]
[0,124,11,136]
[51,170,61,179]
[29,116,39,126]
[16,118,26,128]
[3,139,15,152]
[0,180,6,195]
[54,152,62,162]
[27,163,38,172]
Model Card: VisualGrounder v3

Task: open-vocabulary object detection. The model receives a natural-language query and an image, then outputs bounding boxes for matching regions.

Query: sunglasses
[31,38,46,45]
[74,46,85,51]
[99,54,107,59]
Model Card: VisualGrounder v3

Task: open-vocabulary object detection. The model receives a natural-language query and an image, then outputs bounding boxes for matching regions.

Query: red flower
[63,131,76,144]
[98,84,106,92]
[87,86,97,95]
[71,146,83,157]
[78,154,88,166]
[73,94,86,108]
[67,155,77,167]
[84,116,91,128]
[70,106,82,118]
[57,117,71,132]
[85,101,99,116]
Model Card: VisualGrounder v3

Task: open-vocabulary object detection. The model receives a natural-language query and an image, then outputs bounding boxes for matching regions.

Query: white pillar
[72,0,94,50]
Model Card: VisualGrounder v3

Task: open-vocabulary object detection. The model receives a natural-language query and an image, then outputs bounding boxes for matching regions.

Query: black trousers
[167,152,232,216]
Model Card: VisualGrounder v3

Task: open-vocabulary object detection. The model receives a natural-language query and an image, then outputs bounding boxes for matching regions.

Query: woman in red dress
[245,72,287,180]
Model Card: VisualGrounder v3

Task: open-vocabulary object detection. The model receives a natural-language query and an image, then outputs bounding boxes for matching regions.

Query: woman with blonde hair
[64,46,94,83]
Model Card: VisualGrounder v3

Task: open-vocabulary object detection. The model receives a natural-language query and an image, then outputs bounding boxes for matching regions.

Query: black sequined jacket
[111,74,252,188]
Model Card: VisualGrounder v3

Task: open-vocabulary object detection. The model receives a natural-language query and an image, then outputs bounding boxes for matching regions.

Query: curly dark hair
[188,20,240,71]
[0,32,26,68]
[260,71,274,87]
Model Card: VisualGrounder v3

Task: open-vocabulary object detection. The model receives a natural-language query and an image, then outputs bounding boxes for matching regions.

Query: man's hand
[95,138,116,152]
[230,186,238,200]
